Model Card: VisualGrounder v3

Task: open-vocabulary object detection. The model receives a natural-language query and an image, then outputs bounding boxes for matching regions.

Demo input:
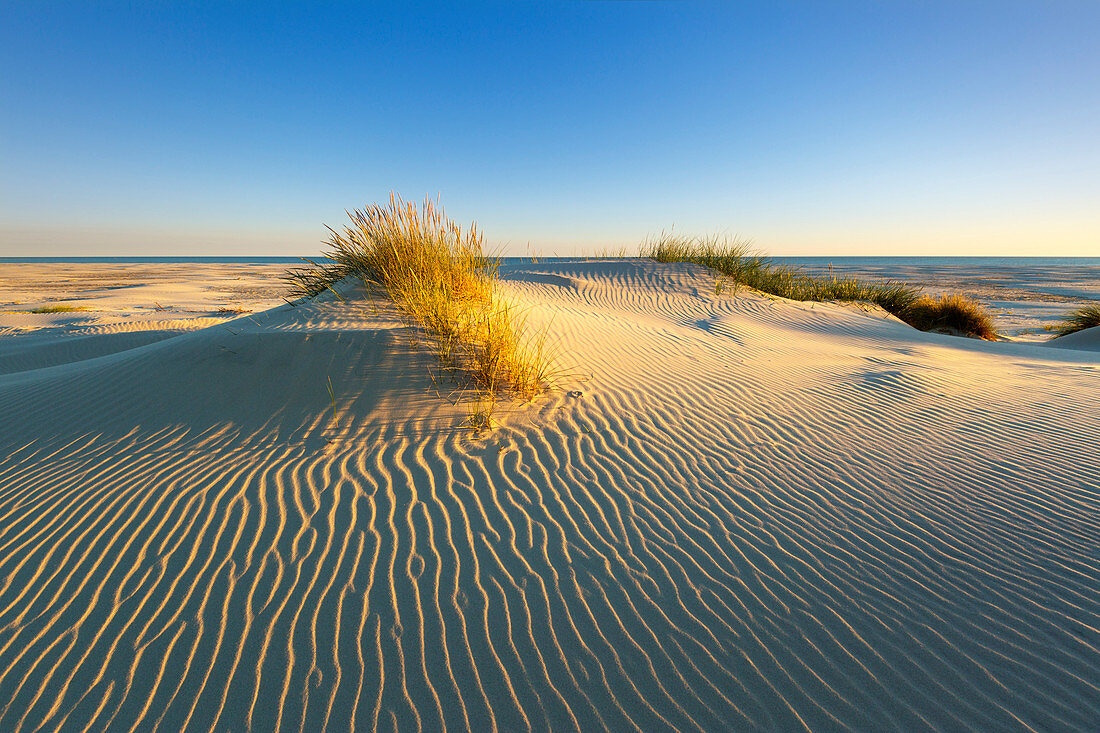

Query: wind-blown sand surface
[0,259,1097,731]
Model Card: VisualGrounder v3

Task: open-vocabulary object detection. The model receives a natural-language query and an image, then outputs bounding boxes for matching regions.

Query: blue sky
[2,1,1098,256]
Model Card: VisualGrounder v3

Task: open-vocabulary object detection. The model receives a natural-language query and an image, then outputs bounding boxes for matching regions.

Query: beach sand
[0,259,1097,730]
[0,263,292,374]
[783,259,1100,342]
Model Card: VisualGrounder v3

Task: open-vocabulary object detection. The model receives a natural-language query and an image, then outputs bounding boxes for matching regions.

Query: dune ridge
[0,260,1097,731]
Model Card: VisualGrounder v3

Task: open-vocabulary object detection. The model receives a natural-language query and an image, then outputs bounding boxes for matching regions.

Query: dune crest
[0,260,1097,731]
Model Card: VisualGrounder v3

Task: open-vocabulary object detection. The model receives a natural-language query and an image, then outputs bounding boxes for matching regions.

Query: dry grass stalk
[1051,304,1100,338]
[26,304,90,314]
[902,295,999,340]
[286,194,553,422]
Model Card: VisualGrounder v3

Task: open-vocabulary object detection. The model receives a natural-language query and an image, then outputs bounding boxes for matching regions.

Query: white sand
[1047,324,1100,351]
[0,259,1097,731]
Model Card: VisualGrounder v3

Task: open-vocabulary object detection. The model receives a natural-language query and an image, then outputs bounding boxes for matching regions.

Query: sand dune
[1046,325,1100,352]
[0,260,1097,731]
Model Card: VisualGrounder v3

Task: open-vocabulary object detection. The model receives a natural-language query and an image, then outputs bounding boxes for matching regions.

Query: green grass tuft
[286,194,554,418]
[642,232,998,339]
[1051,304,1100,338]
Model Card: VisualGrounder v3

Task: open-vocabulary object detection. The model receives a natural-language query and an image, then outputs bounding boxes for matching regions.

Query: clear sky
[2,1,1098,257]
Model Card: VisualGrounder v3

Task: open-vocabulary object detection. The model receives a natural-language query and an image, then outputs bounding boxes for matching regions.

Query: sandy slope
[1047,325,1100,351]
[0,260,1097,731]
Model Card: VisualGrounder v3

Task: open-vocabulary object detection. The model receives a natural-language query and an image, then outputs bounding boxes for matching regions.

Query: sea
[3,255,1097,339]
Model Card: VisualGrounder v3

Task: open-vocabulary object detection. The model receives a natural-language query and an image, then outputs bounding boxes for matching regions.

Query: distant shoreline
[3,257,1097,341]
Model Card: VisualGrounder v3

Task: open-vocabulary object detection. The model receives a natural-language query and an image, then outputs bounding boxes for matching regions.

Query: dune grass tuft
[465,392,496,433]
[902,295,999,340]
[286,194,553,420]
[27,304,90,313]
[642,232,919,312]
[643,232,998,339]
[1051,304,1100,338]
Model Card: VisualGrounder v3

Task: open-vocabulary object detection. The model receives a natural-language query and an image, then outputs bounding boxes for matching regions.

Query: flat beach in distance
[775,256,1100,342]
[0,257,1097,730]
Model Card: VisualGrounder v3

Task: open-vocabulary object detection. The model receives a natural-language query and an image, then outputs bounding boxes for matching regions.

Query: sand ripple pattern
[0,261,1097,731]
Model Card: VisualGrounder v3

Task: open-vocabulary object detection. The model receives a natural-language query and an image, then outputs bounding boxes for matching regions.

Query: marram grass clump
[902,295,998,340]
[27,304,90,313]
[1051,304,1100,338]
[286,194,553,425]
[643,232,998,339]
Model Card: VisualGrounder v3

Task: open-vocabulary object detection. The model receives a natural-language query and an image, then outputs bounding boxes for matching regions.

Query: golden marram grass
[286,194,554,427]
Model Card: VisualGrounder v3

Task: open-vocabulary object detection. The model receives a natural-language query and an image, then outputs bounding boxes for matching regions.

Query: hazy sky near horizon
[2,1,1098,256]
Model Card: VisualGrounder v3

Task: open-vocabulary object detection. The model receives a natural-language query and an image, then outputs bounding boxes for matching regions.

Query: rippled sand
[0,260,1097,731]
